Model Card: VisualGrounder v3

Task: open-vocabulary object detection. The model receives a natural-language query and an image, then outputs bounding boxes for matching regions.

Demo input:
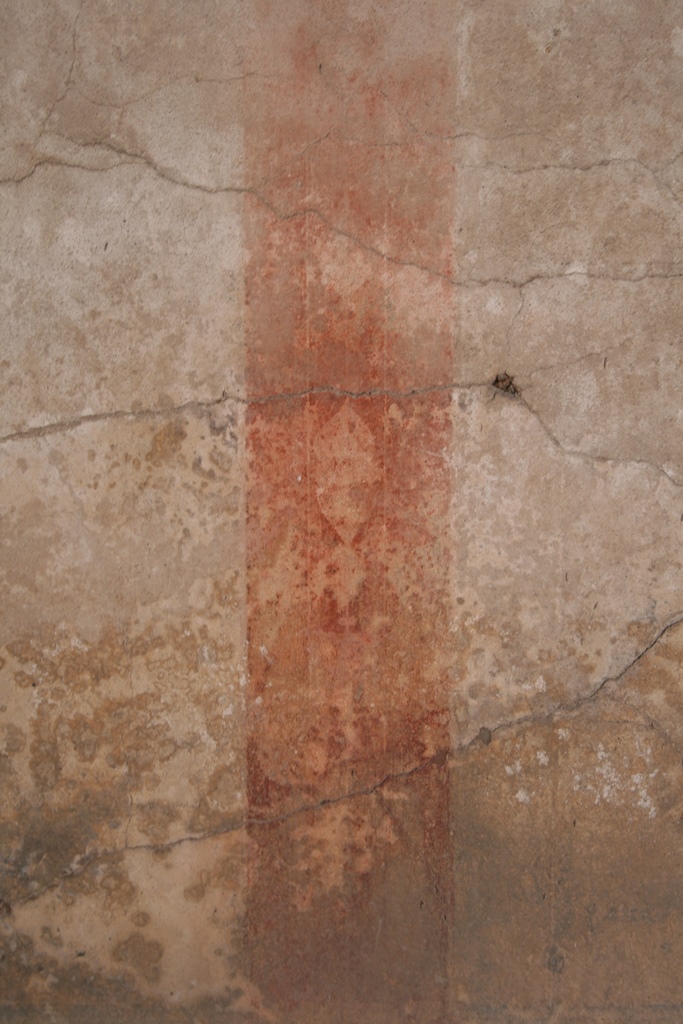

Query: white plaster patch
[515,789,531,804]
[572,744,659,819]
[630,772,658,819]
[521,675,547,694]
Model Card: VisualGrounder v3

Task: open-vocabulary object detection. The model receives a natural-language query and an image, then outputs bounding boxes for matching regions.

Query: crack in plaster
[459,157,683,206]
[14,612,683,907]
[476,612,683,749]
[2,140,451,280]
[3,381,681,489]
[13,750,447,906]
[519,338,633,381]
[0,383,486,446]
[375,89,550,147]
[62,72,257,112]
[514,390,683,488]
[4,151,683,289]
[0,142,250,194]
[253,196,455,282]
[503,288,525,359]
[247,382,482,403]
[4,50,682,894]
[443,129,550,143]
[462,270,683,289]
[658,150,683,172]
[0,394,235,445]
[606,695,683,759]
[35,0,85,142]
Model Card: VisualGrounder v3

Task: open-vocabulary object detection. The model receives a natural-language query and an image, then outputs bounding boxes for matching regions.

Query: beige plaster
[1,1,683,1021]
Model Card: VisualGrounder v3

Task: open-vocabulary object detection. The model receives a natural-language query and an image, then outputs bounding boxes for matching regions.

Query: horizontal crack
[3,146,452,280]
[458,156,683,208]
[461,269,683,289]
[247,382,479,403]
[0,383,490,445]
[4,383,681,491]
[520,338,632,380]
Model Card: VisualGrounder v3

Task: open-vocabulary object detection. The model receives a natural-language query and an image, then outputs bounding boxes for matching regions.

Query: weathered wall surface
[1,2,682,1021]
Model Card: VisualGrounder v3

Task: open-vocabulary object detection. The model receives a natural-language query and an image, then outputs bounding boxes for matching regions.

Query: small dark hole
[548,950,565,974]
[492,373,519,395]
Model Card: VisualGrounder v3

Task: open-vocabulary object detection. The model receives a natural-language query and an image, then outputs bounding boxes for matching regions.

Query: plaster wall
[1,2,683,1022]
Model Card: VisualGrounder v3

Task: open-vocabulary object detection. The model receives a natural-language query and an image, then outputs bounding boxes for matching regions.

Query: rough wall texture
[1,2,682,1022]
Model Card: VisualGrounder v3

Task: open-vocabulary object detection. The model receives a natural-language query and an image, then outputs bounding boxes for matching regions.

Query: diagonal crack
[13,750,447,906]
[37,0,85,138]
[475,612,683,748]
[15,612,683,906]
[514,389,683,488]
[6,149,683,288]
[11,619,683,905]
[0,393,236,445]
[3,141,452,279]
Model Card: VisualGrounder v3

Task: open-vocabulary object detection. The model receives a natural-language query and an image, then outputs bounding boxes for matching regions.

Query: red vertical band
[244,4,455,1016]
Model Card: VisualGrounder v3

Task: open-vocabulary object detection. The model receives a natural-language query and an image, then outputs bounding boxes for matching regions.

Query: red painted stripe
[244,4,455,1015]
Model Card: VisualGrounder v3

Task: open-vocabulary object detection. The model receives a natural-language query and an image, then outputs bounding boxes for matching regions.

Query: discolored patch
[112,933,164,984]
[449,697,683,1020]
[145,419,188,467]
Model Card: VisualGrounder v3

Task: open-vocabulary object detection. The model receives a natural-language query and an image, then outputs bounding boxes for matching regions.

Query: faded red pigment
[244,4,456,1018]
